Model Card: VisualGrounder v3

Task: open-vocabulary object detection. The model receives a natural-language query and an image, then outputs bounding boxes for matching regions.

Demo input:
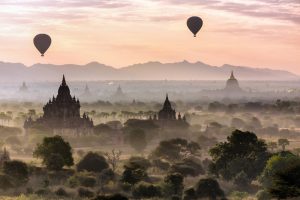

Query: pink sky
[0,0,299,73]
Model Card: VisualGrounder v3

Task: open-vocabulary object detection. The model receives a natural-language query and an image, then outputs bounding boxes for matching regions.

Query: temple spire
[230,71,235,79]
[62,75,66,86]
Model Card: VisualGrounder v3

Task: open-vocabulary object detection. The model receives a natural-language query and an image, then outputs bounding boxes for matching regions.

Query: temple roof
[57,75,72,102]
[229,71,236,80]
[163,94,172,110]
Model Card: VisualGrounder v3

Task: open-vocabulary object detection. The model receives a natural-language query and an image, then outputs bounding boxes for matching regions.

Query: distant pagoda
[110,85,129,102]
[24,75,93,135]
[19,82,28,92]
[152,94,186,122]
[224,71,242,92]
[82,84,91,96]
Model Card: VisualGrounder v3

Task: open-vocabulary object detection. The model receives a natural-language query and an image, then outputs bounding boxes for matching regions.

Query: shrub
[132,182,162,198]
[79,176,97,187]
[33,135,74,167]
[77,152,109,173]
[163,173,184,196]
[55,187,68,197]
[35,188,50,195]
[67,175,80,188]
[93,193,128,200]
[3,160,29,186]
[195,178,225,199]
[45,153,64,171]
[78,187,94,198]
[0,173,13,190]
[125,156,151,170]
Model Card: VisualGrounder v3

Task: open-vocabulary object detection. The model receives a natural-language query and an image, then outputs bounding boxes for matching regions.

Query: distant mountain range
[0,60,298,82]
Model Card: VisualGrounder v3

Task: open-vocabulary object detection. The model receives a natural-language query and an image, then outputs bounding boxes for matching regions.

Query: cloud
[0,0,131,8]
[156,0,300,24]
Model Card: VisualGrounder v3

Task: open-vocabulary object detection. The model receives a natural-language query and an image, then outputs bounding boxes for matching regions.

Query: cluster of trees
[208,99,300,114]
[1,126,300,199]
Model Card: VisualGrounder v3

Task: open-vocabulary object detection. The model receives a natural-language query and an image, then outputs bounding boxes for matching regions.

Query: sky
[0,0,299,73]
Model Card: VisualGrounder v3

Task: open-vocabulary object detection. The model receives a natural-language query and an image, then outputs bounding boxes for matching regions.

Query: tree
[93,194,128,200]
[104,149,122,172]
[121,167,148,185]
[151,138,201,162]
[77,152,109,173]
[259,151,300,188]
[278,138,289,151]
[3,160,29,186]
[170,157,204,177]
[45,153,64,171]
[268,161,300,199]
[127,129,147,153]
[209,130,270,185]
[267,142,278,152]
[33,135,74,168]
[98,168,115,193]
[121,157,149,185]
[163,173,184,196]
[132,182,162,199]
[195,178,225,200]
[125,156,151,170]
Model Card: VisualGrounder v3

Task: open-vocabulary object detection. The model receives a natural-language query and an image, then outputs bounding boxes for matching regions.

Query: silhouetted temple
[19,82,28,92]
[153,94,186,122]
[224,71,242,92]
[110,85,129,102]
[24,75,93,135]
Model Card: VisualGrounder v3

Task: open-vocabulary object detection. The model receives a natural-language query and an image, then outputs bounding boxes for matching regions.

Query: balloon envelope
[187,16,203,37]
[33,34,51,56]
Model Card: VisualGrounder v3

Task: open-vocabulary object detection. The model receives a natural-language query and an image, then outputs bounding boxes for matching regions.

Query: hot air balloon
[33,34,51,56]
[187,16,203,37]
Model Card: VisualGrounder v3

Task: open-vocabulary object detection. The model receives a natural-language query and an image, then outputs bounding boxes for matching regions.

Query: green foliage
[127,129,147,152]
[209,130,270,183]
[67,175,80,188]
[44,153,64,171]
[163,173,184,197]
[33,135,74,167]
[77,152,109,173]
[259,151,300,188]
[3,160,29,186]
[265,156,300,199]
[229,191,249,200]
[121,167,148,185]
[233,171,251,188]
[195,178,225,199]
[99,168,114,182]
[132,182,162,199]
[278,138,290,151]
